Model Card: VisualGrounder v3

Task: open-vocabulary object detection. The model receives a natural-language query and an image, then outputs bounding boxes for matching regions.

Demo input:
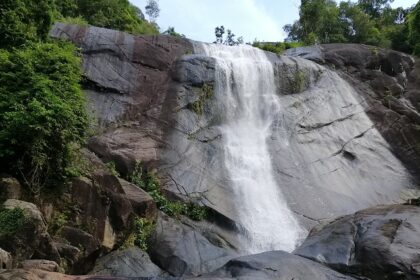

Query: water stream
[196,43,306,253]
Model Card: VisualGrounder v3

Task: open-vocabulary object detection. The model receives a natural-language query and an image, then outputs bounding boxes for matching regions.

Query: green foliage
[122,217,155,251]
[48,211,68,235]
[0,208,26,237]
[284,0,418,54]
[188,84,214,115]
[407,2,420,55]
[133,217,154,251]
[0,0,55,48]
[106,161,120,176]
[163,27,185,38]
[145,0,160,22]
[290,70,308,93]
[0,41,89,191]
[128,161,209,220]
[55,0,159,35]
[214,26,244,45]
[252,41,303,54]
[58,16,89,26]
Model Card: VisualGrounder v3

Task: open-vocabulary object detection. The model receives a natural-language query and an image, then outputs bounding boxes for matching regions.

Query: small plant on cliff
[128,161,209,220]
[290,69,308,93]
[188,83,214,115]
[0,208,26,238]
[122,216,155,251]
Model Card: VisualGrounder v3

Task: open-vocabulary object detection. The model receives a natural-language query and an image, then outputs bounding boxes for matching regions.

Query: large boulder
[0,176,21,201]
[90,247,163,277]
[148,213,234,276]
[0,200,59,265]
[50,23,193,176]
[118,178,157,220]
[200,250,356,280]
[294,204,420,280]
[19,260,60,272]
[0,248,12,269]
[286,43,420,181]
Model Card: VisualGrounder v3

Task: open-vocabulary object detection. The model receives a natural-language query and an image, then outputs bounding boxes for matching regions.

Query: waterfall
[196,43,306,253]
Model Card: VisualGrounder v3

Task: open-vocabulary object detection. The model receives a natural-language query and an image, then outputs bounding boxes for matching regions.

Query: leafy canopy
[0,0,55,48]
[0,41,88,191]
[55,0,159,35]
[283,0,419,55]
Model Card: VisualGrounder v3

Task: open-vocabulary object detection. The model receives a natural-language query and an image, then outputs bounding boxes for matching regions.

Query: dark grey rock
[119,178,157,220]
[173,55,216,86]
[0,176,21,201]
[148,213,234,277]
[200,250,356,280]
[90,247,163,277]
[0,248,12,269]
[19,259,60,272]
[294,204,420,280]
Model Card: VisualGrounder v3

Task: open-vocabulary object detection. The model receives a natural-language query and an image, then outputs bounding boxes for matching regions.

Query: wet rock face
[148,213,234,277]
[201,250,356,280]
[286,43,420,180]
[50,23,193,176]
[294,204,420,280]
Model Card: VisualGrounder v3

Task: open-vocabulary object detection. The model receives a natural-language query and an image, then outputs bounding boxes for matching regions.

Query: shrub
[0,208,26,237]
[128,161,209,220]
[0,41,88,192]
[252,41,303,55]
[133,217,154,251]
[122,217,154,251]
[0,0,55,48]
[55,0,159,35]
[187,83,214,115]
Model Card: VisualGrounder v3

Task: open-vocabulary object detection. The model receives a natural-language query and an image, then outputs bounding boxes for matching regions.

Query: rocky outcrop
[0,200,60,265]
[148,213,234,276]
[0,176,21,201]
[294,204,420,280]
[201,250,356,280]
[286,44,420,181]
[0,248,12,269]
[50,23,193,176]
[118,178,157,220]
[89,247,163,277]
[50,23,420,252]
[19,260,60,272]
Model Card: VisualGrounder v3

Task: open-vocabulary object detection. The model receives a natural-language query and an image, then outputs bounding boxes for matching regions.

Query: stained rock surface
[148,213,234,277]
[90,247,163,277]
[50,23,420,251]
[294,204,420,280]
[199,250,357,280]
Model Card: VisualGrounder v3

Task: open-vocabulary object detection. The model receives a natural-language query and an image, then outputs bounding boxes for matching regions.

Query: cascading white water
[197,43,306,253]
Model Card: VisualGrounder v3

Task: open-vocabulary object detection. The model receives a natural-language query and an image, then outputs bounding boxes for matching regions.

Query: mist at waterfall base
[196,43,307,254]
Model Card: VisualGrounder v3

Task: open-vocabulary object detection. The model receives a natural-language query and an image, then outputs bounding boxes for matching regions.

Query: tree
[0,0,55,48]
[214,26,243,46]
[145,0,160,22]
[0,42,88,192]
[407,2,420,55]
[284,0,347,44]
[214,25,225,44]
[358,0,394,18]
[55,0,159,35]
[163,27,185,38]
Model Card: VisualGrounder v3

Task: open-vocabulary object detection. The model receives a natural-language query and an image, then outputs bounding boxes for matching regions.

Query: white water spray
[197,43,306,253]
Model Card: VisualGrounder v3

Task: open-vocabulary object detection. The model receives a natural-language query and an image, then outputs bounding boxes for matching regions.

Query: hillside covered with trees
[283,0,420,55]
[0,0,159,193]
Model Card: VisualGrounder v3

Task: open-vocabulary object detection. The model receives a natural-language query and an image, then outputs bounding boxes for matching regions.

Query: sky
[131,0,419,43]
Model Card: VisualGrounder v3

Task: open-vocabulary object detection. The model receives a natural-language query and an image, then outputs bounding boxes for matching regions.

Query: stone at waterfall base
[294,204,420,280]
